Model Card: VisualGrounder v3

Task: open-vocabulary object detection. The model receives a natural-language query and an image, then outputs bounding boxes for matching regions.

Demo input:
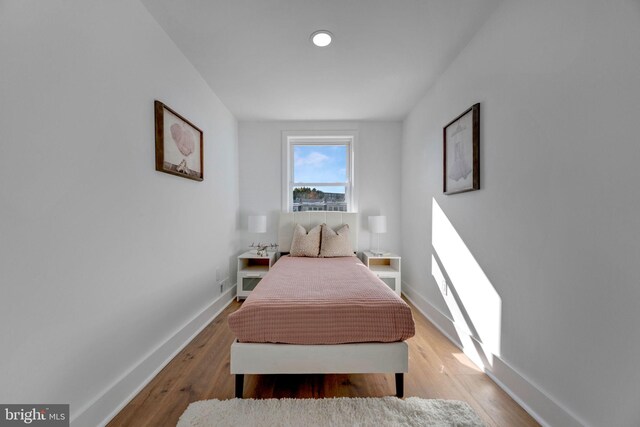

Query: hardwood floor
[108,300,539,426]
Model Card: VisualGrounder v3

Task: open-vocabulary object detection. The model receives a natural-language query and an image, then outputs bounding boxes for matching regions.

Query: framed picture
[443,103,480,195]
[154,100,203,181]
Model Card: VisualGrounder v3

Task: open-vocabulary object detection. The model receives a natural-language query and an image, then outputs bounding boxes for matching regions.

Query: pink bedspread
[228,256,415,344]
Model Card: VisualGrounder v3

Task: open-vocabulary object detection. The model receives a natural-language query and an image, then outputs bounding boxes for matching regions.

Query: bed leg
[395,373,404,398]
[235,374,244,398]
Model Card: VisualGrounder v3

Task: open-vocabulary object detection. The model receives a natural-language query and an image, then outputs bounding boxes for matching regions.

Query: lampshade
[248,215,267,233]
[368,216,387,234]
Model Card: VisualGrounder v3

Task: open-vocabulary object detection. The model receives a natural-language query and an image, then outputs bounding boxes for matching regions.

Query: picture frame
[154,100,203,181]
[443,103,480,195]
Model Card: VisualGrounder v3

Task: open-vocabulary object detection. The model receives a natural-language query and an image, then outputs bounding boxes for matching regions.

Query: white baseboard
[71,285,237,427]
[402,282,586,427]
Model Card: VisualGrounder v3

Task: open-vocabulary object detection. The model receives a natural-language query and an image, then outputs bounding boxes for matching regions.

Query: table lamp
[368,215,387,256]
[248,215,267,255]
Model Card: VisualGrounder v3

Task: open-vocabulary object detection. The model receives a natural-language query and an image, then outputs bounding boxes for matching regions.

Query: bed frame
[230,212,409,398]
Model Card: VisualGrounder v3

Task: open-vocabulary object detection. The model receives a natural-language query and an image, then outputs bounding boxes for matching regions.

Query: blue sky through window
[293,145,347,188]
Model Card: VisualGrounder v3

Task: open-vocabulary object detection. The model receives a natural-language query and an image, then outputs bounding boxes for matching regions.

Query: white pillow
[320,224,354,257]
[290,223,322,257]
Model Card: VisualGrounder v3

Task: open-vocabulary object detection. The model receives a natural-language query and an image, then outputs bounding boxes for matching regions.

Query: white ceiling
[140,0,500,121]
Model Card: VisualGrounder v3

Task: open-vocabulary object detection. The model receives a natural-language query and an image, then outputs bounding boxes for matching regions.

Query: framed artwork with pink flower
[154,100,203,181]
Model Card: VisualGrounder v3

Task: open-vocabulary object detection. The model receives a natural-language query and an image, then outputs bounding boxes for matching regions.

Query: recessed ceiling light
[311,30,332,47]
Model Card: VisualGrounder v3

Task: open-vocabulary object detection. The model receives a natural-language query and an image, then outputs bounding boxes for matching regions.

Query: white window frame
[282,130,357,212]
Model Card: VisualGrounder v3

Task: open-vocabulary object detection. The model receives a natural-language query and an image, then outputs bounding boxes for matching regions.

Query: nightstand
[236,251,276,301]
[362,251,401,296]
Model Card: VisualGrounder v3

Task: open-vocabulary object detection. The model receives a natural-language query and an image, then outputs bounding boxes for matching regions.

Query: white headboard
[278,212,358,252]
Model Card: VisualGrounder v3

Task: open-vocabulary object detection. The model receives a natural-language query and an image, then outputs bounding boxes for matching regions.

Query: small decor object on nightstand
[362,251,402,296]
[249,243,279,257]
[154,100,203,181]
[443,103,480,195]
[237,251,276,300]
[368,216,388,256]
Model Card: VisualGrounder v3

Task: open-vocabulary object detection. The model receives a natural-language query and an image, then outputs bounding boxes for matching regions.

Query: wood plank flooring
[108,300,539,426]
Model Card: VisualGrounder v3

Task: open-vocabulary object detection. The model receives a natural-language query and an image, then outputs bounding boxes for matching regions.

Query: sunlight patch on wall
[432,254,488,368]
[432,199,502,363]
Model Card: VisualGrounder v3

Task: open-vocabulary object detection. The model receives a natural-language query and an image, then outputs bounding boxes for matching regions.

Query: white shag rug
[177,397,485,427]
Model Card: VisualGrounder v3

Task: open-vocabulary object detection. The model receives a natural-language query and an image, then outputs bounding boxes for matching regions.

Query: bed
[228,212,415,398]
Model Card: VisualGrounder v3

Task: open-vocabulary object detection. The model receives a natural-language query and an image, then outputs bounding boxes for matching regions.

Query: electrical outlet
[220,283,224,293]
[441,280,447,296]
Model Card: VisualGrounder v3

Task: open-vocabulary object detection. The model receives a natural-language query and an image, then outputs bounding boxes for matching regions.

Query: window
[282,132,355,212]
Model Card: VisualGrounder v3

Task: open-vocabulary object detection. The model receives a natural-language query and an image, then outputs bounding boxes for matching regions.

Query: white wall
[0,0,239,423]
[401,0,640,426]
[239,121,401,253]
